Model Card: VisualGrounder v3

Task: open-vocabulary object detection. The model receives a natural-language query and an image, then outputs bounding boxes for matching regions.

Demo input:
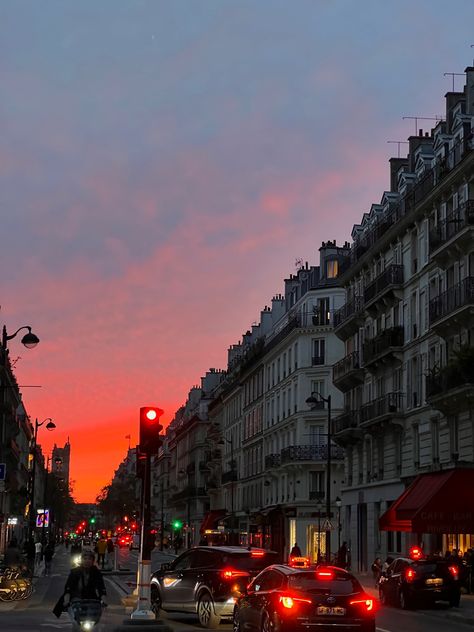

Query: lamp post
[336,496,342,553]
[316,498,323,563]
[306,392,332,563]
[219,435,236,544]
[29,418,56,539]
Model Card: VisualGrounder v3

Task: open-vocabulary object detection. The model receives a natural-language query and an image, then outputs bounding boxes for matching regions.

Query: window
[294,343,298,369]
[310,470,324,494]
[450,415,459,460]
[311,379,325,402]
[308,425,324,445]
[413,425,420,468]
[326,260,338,278]
[313,297,331,325]
[173,552,193,570]
[312,339,325,365]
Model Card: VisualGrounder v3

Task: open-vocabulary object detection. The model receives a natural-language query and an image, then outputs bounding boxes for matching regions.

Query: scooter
[68,599,105,631]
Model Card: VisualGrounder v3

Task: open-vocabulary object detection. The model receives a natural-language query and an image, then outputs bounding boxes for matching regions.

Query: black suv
[378,557,461,609]
[150,546,279,627]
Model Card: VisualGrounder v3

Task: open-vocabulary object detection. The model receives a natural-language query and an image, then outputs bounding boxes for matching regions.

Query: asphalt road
[0,545,472,632]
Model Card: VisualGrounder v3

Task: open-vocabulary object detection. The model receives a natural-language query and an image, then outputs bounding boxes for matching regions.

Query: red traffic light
[139,406,164,456]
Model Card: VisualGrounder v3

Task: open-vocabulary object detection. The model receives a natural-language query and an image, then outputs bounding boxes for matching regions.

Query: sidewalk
[356,572,474,627]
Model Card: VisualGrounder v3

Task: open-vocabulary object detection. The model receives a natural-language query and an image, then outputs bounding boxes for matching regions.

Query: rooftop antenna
[402,116,444,134]
[387,140,409,158]
[295,257,304,271]
[471,44,474,66]
[443,72,465,91]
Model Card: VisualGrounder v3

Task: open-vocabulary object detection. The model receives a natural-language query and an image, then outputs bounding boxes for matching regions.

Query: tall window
[308,425,324,446]
[326,260,338,278]
[310,471,324,493]
[312,339,325,365]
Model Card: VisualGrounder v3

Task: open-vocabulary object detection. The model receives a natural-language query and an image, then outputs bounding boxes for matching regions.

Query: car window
[252,571,283,592]
[289,572,362,595]
[193,550,220,569]
[390,560,403,573]
[222,551,280,572]
[172,552,193,571]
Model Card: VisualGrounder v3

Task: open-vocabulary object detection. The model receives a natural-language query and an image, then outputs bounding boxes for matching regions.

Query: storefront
[379,468,474,554]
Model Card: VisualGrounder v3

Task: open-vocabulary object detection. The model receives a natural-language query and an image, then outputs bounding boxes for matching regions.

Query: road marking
[377,628,393,632]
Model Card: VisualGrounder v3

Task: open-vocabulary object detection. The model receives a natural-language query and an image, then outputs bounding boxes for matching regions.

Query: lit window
[326,260,338,278]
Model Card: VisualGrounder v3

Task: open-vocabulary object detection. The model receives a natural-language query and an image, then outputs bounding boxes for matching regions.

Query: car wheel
[449,594,461,608]
[150,585,161,617]
[399,590,412,610]
[261,613,273,632]
[197,592,221,628]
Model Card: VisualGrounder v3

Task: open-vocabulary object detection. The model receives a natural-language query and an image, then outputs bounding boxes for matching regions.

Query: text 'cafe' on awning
[379,468,474,553]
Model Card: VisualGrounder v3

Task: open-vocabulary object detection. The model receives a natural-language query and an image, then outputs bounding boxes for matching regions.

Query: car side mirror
[160,562,171,572]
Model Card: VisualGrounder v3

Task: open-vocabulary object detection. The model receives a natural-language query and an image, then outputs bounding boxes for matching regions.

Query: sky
[2,0,474,502]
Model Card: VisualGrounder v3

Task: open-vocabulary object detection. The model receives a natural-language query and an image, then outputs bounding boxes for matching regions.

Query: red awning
[200,509,226,533]
[379,468,474,534]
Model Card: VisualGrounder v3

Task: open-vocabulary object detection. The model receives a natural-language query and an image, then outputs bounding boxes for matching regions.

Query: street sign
[321,519,335,531]
[0,463,6,481]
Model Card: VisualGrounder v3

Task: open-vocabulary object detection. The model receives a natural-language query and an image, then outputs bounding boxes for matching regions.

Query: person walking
[44,542,55,576]
[290,542,302,558]
[337,542,348,569]
[371,557,382,587]
[96,537,107,569]
[34,540,43,571]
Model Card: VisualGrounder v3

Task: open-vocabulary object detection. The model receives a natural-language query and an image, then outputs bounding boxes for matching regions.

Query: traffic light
[139,406,164,456]
[90,517,96,525]
[172,519,183,531]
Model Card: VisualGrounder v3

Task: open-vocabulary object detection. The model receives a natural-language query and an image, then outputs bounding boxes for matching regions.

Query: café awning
[379,468,474,534]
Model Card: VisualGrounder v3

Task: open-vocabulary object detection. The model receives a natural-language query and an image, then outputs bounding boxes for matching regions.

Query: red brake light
[221,568,248,580]
[405,568,416,583]
[316,569,334,580]
[279,595,312,609]
[449,565,459,578]
[409,546,423,560]
[289,556,310,568]
[251,550,265,557]
[350,598,374,613]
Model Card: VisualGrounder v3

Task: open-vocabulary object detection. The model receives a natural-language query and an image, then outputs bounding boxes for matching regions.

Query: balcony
[170,485,207,502]
[265,453,281,469]
[426,350,474,414]
[363,265,404,317]
[333,351,365,392]
[333,297,365,340]
[429,277,474,337]
[221,469,238,484]
[280,444,344,465]
[332,410,362,444]
[359,392,404,428]
[312,354,325,366]
[362,326,404,372]
[429,201,474,268]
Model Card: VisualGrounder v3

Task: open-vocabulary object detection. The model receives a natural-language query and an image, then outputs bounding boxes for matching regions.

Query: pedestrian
[44,542,55,576]
[371,557,382,587]
[337,541,348,569]
[381,556,393,573]
[96,537,107,569]
[290,542,302,557]
[35,540,43,568]
[24,539,36,576]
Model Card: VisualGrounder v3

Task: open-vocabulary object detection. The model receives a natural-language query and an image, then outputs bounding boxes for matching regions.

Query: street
[1,545,473,631]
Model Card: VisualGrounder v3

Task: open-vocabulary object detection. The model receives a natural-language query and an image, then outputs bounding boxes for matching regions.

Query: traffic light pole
[131,451,154,621]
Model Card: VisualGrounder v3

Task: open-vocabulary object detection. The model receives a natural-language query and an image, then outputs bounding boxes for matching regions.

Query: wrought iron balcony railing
[429,277,474,325]
[334,297,364,329]
[333,351,362,382]
[359,392,404,425]
[364,265,404,304]
[363,326,404,365]
[429,201,474,252]
[280,444,344,464]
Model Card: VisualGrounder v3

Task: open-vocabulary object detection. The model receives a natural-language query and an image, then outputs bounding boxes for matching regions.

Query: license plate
[317,606,346,616]
[425,578,443,586]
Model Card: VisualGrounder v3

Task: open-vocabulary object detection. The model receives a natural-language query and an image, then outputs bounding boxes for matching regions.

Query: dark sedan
[234,565,376,632]
[378,556,461,608]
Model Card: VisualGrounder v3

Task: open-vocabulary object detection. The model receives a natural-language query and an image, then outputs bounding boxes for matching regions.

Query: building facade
[333,66,474,571]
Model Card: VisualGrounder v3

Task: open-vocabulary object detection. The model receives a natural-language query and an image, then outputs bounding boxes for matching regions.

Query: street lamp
[335,496,342,552]
[218,435,236,544]
[29,418,56,539]
[306,391,332,563]
[2,325,40,351]
[316,497,323,563]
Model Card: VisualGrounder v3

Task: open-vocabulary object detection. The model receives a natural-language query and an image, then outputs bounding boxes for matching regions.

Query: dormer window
[326,259,338,279]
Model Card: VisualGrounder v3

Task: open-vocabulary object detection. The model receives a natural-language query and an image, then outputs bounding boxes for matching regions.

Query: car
[118,534,132,548]
[150,546,280,628]
[378,556,461,609]
[129,534,140,550]
[234,565,376,632]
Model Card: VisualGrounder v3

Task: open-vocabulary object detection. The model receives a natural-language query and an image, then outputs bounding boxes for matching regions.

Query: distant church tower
[52,438,71,486]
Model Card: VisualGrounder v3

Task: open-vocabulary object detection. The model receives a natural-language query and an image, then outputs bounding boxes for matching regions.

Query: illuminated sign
[36,509,50,528]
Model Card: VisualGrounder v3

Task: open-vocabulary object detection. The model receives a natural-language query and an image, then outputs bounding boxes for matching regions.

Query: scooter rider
[63,549,106,606]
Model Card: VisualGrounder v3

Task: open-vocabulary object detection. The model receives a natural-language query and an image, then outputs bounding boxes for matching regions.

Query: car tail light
[221,568,248,580]
[289,556,311,568]
[250,550,265,558]
[279,595,312,609]
[449,566,459,579]
[405,568,416,583]
[350,598,375,613]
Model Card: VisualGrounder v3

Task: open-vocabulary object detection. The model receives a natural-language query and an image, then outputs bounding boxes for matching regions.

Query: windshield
[288,572,362,595]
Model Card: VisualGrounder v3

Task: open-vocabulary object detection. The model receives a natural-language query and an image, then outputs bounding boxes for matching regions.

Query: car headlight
[72,555,82,567]
[80,622,95,630]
